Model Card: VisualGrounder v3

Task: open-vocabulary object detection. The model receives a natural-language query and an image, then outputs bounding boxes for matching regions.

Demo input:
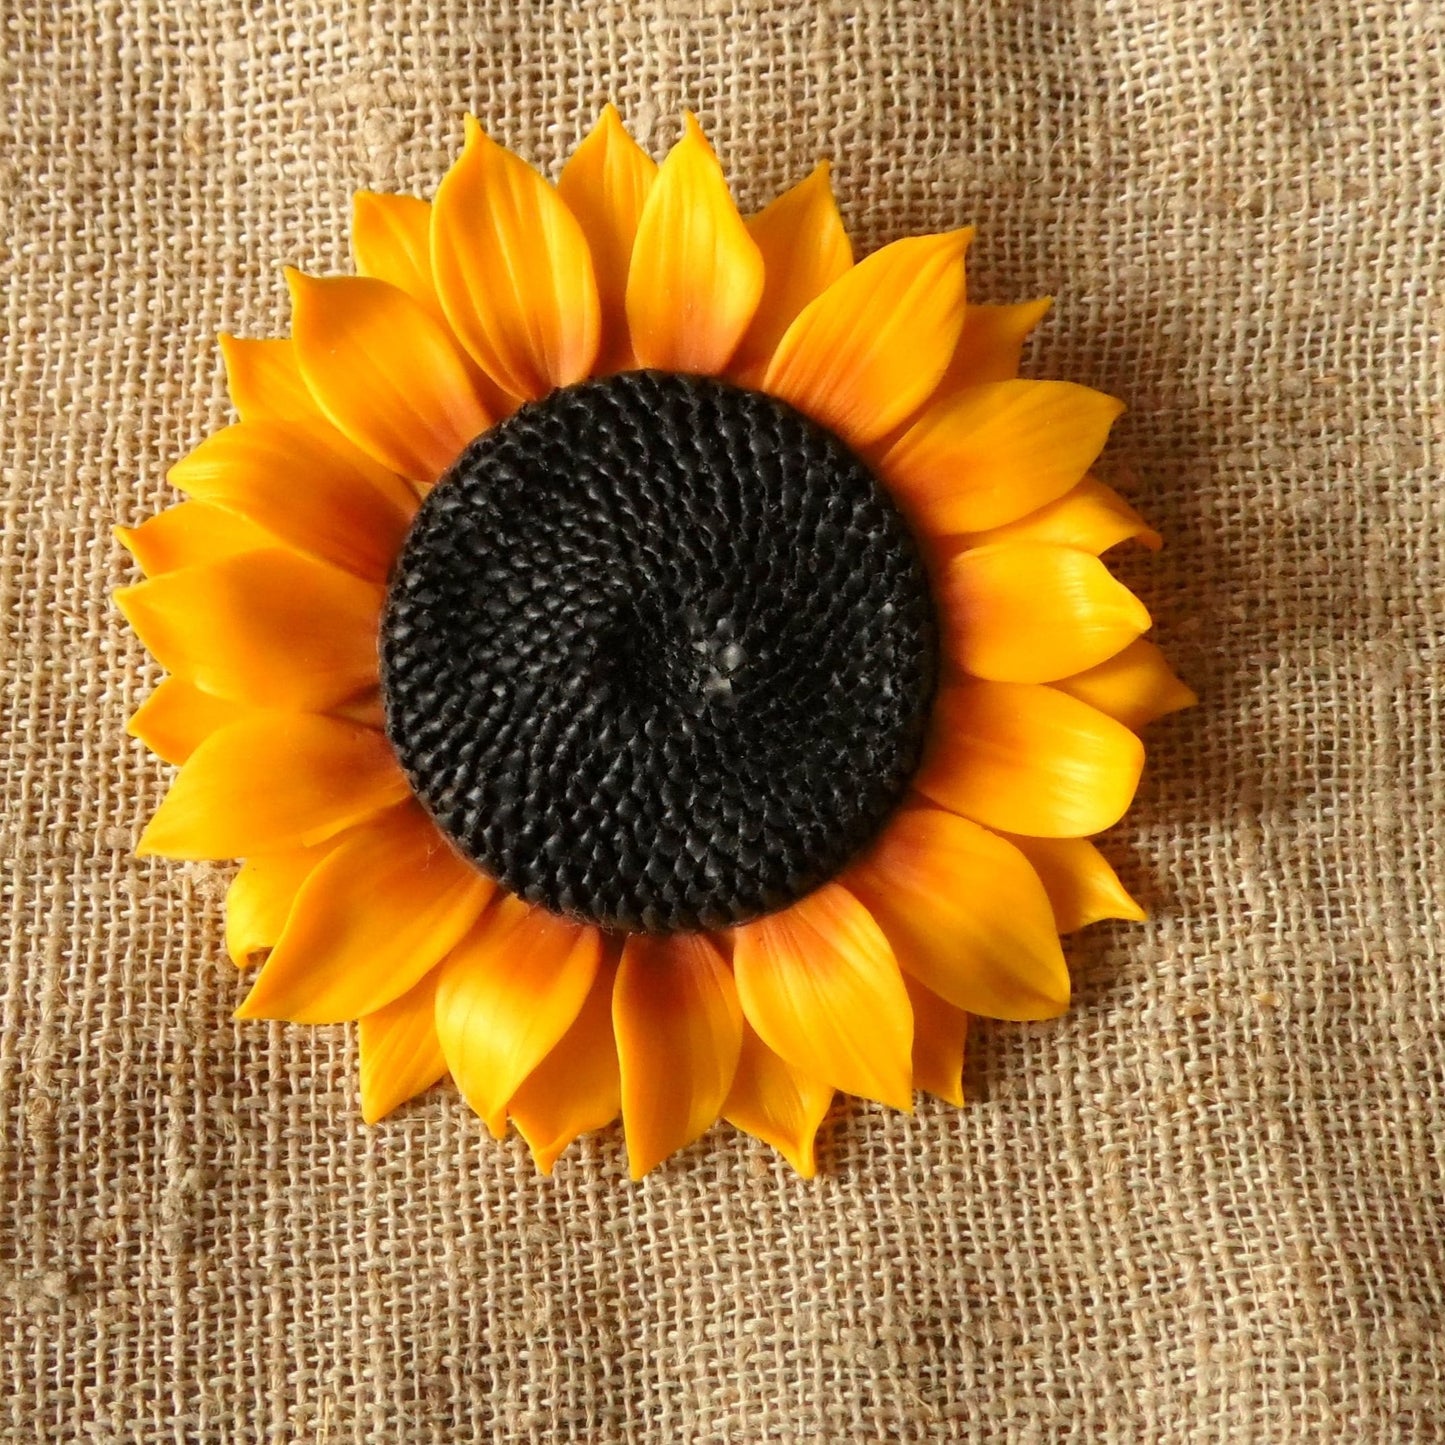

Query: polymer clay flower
[116,109,1191,1177]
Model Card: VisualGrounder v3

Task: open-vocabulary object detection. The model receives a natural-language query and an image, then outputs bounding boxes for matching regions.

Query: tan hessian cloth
[2,2,1441,1439]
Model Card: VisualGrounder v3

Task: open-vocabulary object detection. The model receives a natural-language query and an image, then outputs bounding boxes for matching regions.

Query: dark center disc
[380,370,936,934]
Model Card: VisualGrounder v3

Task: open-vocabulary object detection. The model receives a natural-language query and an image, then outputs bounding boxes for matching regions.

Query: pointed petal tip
[281,265,313,308]
[359,1098,388,1126]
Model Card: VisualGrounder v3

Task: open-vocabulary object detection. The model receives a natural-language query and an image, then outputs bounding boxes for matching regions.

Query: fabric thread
[1,1,1442,1439]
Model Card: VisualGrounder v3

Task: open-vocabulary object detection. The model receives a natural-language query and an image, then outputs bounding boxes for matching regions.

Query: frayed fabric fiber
[2,2,1443,1442]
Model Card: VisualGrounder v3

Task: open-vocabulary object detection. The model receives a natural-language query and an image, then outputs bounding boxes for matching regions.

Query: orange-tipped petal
[614,932,743,1178]
[136,713,408,860]
[903,974,969,1107]
[287,270,491,482]
[731,883,913,1111]
[722,1023,833,1177]
[957,475,1162,555]
[730,162,853,379]
[352,191,441,312]
[236,803,492,1024]
[434,896,605,1137]
[115,502,274,578]
[431,116,601,398]
[167,421,416,583]
[624,113,764,374]
[1002,834,1147,933]
[510,958,621,1174]
[880,379,1125,535]
[761,229,971,448]
[937,541,1152,684]
[557,105,657,372]
[358,967,449,1123]
[115,550,384,712]
[225,839,340,967]
[943,297,1053,389]
[1052,638,1198,730]
[127,677,249,765]
[914,680,1145,838]
[846,804,1069,1020]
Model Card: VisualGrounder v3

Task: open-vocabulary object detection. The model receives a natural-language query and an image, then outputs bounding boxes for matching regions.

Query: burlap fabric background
[3,2,1442,1439]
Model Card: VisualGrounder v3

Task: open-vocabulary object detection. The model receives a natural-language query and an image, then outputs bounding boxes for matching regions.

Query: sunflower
[116,109,1192,1178]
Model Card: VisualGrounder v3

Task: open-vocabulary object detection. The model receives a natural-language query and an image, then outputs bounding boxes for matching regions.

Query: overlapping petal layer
[136,714,408,859]
[732,884,913,1111]
[432,116,601,398]
[288,270,491,482]
[236,802,493,1024]
[116,550,384,712]
[846,803,1069,1020]
[558,104,657,372]
[626,114,764,373]
[763,230,971,447]
[916,681,1146,838]
[358,967,450,1123]
[937,541,1151,684]
[435,897,605,1137]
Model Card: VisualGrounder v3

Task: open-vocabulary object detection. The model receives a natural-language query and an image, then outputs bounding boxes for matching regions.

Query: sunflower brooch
[116,109,1192,1178]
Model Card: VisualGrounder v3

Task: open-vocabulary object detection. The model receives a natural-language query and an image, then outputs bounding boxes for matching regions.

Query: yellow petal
[731,883,913,1111]
[431,116,601,398]
[510,958,621,1174]
[170,419,419,580]
[845,803,1069,1021]
[943,297,1053,388]
[358,966,449,1123]
[136,713,408,859]
[167,421,415,583]
[1002,834,1146,933]
[287,270,491,482]
[115,550,383,711]
[914,680,1144,838]
[115,502,274,578]
[730,163,853,379]
[721,1023,833,1178]
[128,677,248,765]
[236,802,492,1024]
[937,541,1152,684]
[1053,638,1197,730]
[434,896,605,1137]
[958,476,1162,555]
[220,334,319,424]
[903,973,969,1107]
[225,839,340,966]
[762,229,971,448]
[352,191,440,312]
[219,334,410,486]
[624,113,764,374]
[557,104,657,372]
[614,932,743,1179]
[879,380,1125,535]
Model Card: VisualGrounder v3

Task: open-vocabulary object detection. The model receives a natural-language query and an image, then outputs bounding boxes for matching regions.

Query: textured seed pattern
[380,371,936,933]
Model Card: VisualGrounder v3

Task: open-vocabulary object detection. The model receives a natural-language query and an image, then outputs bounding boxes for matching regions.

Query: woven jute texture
[3,2,1441,1440]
